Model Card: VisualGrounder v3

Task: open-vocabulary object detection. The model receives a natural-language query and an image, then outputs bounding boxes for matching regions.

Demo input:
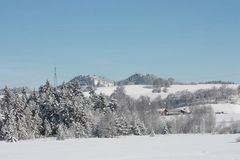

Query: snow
[0,134,239,160]
[207,103,240,123]
[216,113,240,124]
[94,84,239,100]
[210,103,240,114]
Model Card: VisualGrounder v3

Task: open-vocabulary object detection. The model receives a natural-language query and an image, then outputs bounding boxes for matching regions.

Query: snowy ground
[0,134,240,160]
[209,103,240,124]
[211,103,240,114]
[94,84,239,100]
[216,113,240,124]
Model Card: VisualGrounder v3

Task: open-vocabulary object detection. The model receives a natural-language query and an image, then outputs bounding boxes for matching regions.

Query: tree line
[0,81,239,142]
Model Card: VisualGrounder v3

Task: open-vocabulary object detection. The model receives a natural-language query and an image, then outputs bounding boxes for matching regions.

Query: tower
[54,66,58,88]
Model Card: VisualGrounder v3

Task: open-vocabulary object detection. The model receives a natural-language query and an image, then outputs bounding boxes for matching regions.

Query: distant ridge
[117,73,173,86]
[199,81,235,85]
[68,73,174,87]
[69,75,115,87]
[0,87,32,95]
[118,73,158,85]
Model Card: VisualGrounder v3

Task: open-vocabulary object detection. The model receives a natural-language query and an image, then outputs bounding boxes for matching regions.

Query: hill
[69,75,115,87]
[117,73,174,86]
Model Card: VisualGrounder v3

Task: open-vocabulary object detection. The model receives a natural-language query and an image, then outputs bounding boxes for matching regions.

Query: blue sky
[0,0,240,88]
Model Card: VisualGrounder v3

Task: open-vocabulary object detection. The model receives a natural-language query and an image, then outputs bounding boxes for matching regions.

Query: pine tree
[67,81,93,137]
[0,87,29,141]
[56,124,69,140]
[73,122,87,138]
[43,119,52,137]
[38,81,61,135]
[131,118,147,136]
[162,126,169,135]
[107,99,118,112]
[114,115,130,136]
[2,110,18,141]
[24,95,42,138]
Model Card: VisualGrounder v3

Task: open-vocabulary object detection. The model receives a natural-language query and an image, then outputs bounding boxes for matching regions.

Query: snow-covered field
[0,134,239,160]
[211,103,240,114]
[95,84,239,100]
[209,103,240,123]
[216,113,240,124]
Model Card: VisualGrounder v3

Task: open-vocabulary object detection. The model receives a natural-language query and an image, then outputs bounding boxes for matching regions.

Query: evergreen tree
[114,115,130,136]
[73,122,87,138]
[43,119,52,137]
[56,123,69,140]
[38,81,60,135]
[0,87,29,141]
[131,118,147,136]
[24,93,42,138]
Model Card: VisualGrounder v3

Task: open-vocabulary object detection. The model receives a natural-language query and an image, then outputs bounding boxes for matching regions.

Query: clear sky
[0,0,240,88]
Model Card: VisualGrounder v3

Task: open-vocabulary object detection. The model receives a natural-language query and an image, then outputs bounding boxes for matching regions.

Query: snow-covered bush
[6,136,17,143]
[149,129,155,137]
[216,120,240,134]
[56,124,67,140]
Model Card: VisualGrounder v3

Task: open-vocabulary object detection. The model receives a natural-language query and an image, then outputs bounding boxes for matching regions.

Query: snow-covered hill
[0,134,239,160]
[211,103,240,114]
[208,103,240,124]
[94,84,239,100]
[70,75,115,87]
[118,73,167,85]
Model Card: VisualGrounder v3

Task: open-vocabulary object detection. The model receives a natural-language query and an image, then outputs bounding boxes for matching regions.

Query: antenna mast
[54,66,58,88]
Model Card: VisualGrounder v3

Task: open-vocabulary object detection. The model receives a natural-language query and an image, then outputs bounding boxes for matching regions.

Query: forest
[0,81,240,142]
